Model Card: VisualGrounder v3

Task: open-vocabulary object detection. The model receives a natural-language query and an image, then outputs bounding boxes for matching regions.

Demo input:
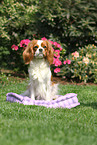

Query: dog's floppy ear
[23,41,34,64]
[45,40,54,65]
[23,40,38,64]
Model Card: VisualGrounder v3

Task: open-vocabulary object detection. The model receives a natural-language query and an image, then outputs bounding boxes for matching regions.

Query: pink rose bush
[53,58,62,67]
[20,39,31,48]
[54,68,60,73]
[11,45,18,51]
[63,60,71,65]
[11,39,31,51]
[11,37,67,74]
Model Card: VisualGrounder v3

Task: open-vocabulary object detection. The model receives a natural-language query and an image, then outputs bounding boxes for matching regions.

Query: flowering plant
[41,37,66,74]
[11,39,31,51]
[58,44,97,83]
[11,37,66,73]
[11,38,97,83]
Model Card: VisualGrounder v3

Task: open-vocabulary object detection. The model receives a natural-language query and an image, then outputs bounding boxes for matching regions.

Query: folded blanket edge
[6,92,80,109]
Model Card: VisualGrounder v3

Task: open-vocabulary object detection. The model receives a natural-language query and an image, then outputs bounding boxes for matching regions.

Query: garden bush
[1,0,97,48]
[35,0,97,53]
[57,44,97,83]
[0,0,37,69]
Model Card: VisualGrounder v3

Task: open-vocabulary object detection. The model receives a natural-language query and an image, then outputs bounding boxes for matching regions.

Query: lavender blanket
[6,93,80,109]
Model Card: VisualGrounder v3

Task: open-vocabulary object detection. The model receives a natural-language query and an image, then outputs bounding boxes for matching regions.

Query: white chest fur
[28,59,51,82]
[28,59,52,100]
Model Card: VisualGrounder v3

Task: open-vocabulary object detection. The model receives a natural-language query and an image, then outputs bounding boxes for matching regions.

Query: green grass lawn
[0,76,97,145]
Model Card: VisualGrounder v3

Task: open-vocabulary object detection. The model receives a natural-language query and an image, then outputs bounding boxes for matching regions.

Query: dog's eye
[34,46,38,49]
[43,46,46,48]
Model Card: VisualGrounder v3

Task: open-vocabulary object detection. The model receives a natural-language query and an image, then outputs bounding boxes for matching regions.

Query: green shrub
[0,0,37,41]
[35,0,97,52]
[0,0,38,69]
[1,0,97,49]
[0,46,10,69]
[57,44,97,83]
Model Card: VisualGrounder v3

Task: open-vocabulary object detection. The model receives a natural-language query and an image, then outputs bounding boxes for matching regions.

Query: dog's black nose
[39,48,43,52]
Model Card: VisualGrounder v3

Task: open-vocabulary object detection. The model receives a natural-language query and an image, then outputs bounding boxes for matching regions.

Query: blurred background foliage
[0,0,97,82]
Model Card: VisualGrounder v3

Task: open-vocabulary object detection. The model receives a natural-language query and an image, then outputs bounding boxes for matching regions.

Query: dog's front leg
[30,82,35,100]
[45,80,51,101]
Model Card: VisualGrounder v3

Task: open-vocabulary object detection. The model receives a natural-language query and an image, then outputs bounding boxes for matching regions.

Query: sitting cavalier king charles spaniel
[22,40,58,101]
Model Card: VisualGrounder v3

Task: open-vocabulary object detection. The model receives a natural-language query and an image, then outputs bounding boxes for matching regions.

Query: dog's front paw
[30,95,35,100]
[45,97,51,101]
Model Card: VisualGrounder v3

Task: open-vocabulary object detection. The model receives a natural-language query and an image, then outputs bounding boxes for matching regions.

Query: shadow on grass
[80,102,97,109]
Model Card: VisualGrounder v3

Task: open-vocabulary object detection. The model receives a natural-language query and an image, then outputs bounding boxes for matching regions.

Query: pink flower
[53,42,58,46]
[56,43,61,48]
[67,59,71,64]
[11,45,18,51]
[54,50,60,58]
[53,58,62,66]
[20,39,31,47]
[52,47,54,51]
[63,61,67,64]
[48,40,54,45]
[41,37,47,40]
[54,68,60,73]
[72,51,79,58]
[60,47,62,51]
[63,60,71,65]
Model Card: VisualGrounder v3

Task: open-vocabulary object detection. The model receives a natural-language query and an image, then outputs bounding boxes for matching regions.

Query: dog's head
[23,40,54,65]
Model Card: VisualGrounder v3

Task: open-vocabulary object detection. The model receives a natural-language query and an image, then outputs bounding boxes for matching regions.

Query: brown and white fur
[22,40,58,101]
